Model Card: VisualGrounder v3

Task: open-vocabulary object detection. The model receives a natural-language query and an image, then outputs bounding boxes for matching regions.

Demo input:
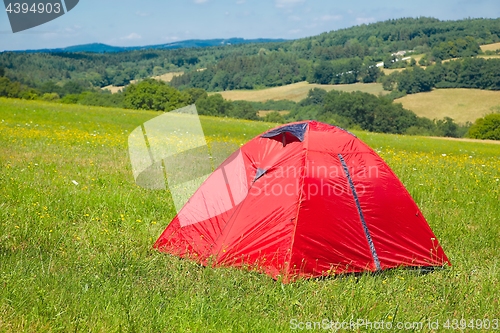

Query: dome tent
[154,121,450,282]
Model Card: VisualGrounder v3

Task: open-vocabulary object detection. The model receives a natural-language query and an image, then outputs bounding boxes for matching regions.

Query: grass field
[480,42,500,52]
[395,88,500,123]
[101,84,125,93]
[381,67,405,75]
[1,98,499,332]
[217,81,388,102]
[477,54,500,60]
[257,110,290,117]
[150,72,184,82]
[381,54,425,75]
[102,72,184,93]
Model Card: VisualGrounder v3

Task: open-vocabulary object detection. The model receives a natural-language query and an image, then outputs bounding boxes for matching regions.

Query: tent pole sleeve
[338,154,381,271]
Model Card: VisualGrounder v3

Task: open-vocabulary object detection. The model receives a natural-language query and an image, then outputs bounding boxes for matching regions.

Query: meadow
[102,72,184,94]
[216,82,388,102]
[395,89,500,124]
[214,80,500,124]
[0,98,499,332]
[480,42,500,52]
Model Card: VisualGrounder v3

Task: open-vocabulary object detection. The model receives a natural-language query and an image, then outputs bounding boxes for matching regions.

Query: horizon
[6,37,291,52]
[1,0,499,52]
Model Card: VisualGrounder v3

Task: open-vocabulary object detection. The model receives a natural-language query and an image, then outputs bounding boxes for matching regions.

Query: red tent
[154,121,450,282]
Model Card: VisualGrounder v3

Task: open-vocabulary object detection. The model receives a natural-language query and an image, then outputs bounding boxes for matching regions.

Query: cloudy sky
[1,0,499,51]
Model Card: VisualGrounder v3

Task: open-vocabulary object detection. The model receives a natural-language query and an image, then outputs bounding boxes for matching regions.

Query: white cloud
[121,33,142,40]
[163,36,179,41]
[236,0,245,4]
[136,11,150,17]
[288,29,302,34]
[194,0,208,3]
[288,15,302,21]
[275,0,305,8]
[355,17,376,25]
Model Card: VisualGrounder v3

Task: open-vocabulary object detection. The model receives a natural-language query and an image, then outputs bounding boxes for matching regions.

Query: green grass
[1,98,500,332]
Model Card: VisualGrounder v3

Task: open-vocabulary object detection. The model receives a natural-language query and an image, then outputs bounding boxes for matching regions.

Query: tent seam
[285,123,310,280]
[338,153,381,271]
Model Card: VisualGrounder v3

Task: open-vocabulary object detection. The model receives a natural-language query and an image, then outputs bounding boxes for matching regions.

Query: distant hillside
[216,82,388,102]
[2,17,500,90]
[396,89,500,124]
[12,38,288,53]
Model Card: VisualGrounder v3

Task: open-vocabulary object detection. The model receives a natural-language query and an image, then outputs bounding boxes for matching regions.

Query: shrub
[467,113,500,140]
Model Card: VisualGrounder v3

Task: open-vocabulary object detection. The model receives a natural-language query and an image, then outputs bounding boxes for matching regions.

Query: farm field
[381,54,425,75]
[102,71,184,93]
[395,88,500,123]
[101,84,124,93]
[1,98,499,332]
[480,42,500,52]
[477,54,500,60]
[257,110,290,117]
[216,81,388,102]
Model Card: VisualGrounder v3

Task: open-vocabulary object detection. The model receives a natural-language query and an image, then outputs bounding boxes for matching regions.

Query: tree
[359,62,381,83]
[61,81,87,96]
[418,55,430,66]
[184,88,208,104]
[41,93,60,101]
[263,111,285,123]
[195,94,233,116]
[112,74,130,87]
[302,88,327,106]
[229,101,258,120]
[435,117,460,137]
[388,66,433,93]
[0,77,22,98]
[311,61,334,84]
[467,113,500,140]
[123,79,190,111]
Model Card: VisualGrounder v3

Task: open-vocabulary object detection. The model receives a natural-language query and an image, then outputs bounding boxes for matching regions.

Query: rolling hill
[216,82,388,102]
[11,38,288,53]
[395,89,500,123]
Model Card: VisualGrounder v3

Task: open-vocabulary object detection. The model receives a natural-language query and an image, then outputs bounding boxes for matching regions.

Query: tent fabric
[154,120,450,282]
[261,122,308,142]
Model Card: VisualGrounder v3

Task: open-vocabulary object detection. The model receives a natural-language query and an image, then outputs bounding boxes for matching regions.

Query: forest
[1,17,500,90]
[381,58,500,94]
[1,17,499,139]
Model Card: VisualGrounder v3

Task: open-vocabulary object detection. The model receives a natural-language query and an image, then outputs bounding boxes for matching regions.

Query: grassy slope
[382,44,500,123]
[480,42,500,52]
[219,81,500,123]
[395,88,500,123]
[102,72,184,93]
[216,81,387,102]
[1,98,499,332]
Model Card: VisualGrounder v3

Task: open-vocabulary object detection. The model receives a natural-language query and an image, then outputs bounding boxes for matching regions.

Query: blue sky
[1,0,499,51]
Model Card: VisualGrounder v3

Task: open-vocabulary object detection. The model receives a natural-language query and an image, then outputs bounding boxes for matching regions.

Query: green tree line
[381,58,500,94]
[1,72,478,138]
[284,88,469,137]
[1,17,499,91]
